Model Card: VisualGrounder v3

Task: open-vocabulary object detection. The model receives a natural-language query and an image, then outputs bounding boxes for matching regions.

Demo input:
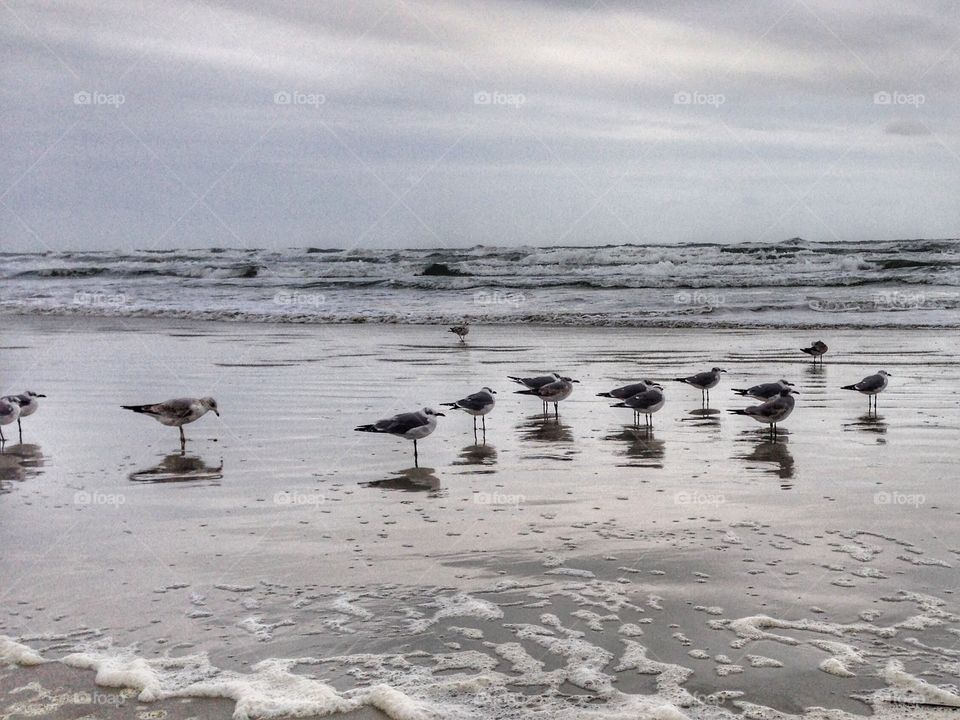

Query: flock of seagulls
[0,336,893,464]
[345,333,893,464]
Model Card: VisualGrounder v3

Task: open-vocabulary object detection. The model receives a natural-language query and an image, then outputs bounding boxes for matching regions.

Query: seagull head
[780,388,800,396]
[25,390,46,398]
[481,387,496,394]
[560,376,580,383]
[780,379,794,386]
[712,367,727,373]
[878,370,891,377]
[200,397,220,416]
[423,407,445,417]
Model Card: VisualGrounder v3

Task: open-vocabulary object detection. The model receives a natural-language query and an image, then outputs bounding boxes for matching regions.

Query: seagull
[731,379,794,401]
[509,372,561,413]
[515,376,579,418]
[355,407,444,465]
[1,391,45,441]
[841,370,890,411]
[0,398,21,444]
[728,388,798,438]
[801,340,828,364]
[449,325,469,343]
[122,397,220,449]
[611,387,665,428]
[596,380,659,399]
[674,367,727,404]
[441,387,496,435]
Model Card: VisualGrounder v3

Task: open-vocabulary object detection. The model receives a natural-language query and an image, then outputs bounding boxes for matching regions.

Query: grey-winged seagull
[731,379,794,401]
[441,387,496,435]
[611,386,665,429]
[514,375,579,418]
[728,387,798,437]
[841,370,890,411]
[1,391,45,441]
[674,367,727,404]
[355,407,444,465]
[801,340,828,364]
[449,325,469,343]
[122,397,220,448]
[509,372,561,413]
[0,398,21,444]
[597,380,658,399]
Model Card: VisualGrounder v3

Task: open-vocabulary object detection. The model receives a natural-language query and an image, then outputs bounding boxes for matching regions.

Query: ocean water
[2,239,959,327]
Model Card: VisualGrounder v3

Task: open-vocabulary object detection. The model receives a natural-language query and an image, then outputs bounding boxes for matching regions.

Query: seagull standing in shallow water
[122,397,220,449]
[728,387,798,438]
[801,340,828,364]
[441,387,496,436]
[1,391,45,441]
[449,325,469,343]
[674,367,727,404]
[597,380,658,399]
[509,373,562,413]
[514,375,579,418]
[842,371,890,411]
[0,398,21,444]
[731,380,794,401]
[355,407,444,466]
[611,385,665,428]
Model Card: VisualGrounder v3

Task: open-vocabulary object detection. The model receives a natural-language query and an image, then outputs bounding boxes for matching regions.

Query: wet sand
[2,316,959,718]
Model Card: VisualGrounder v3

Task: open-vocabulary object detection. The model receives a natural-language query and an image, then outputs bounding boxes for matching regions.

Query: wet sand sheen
[2,317,959,719]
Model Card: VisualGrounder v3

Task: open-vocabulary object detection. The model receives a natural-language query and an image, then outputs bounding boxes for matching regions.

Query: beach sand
[2,316,959,718]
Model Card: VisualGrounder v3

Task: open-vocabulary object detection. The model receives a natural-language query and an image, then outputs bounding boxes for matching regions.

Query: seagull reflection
[365,466,441,494]
[128,453,223,484]
[517,414,574,443]
[0,443,45,493]
[843,413,888,435]
[604,427,665,468]
[735,433,795,485]
[454,443,498,468]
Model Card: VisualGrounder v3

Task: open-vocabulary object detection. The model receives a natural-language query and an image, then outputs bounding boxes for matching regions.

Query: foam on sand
[0,635,46,666]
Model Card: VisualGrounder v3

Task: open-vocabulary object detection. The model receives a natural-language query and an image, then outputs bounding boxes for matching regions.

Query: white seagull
[728,387,798,437]
[674,367,727,404]
[731,379,794,401]
[1,391,45,441]
[122,397,220,448]
[0,398,21,444]
[355,407,444,465]
[842,370,890,411]
[441,387,496,435]
[611,386,665,429]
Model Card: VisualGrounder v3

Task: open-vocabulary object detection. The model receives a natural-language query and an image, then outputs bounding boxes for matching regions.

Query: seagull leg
[553,403,559,419]
[179,426,186,446]
[0,427,4,443]
[482,415,486,432]
[414,439,419,467]
[17,418,23,443]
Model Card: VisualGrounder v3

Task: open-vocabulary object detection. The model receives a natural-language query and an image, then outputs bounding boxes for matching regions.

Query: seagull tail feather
[840,384,858,390]
[354,424,383,433]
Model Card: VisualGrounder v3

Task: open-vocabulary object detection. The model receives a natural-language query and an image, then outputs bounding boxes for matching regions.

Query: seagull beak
[436,412,446,417]
[37,394,47,398]
[214,409,220,416]
[572,379,581,383]
[491,390,497,394]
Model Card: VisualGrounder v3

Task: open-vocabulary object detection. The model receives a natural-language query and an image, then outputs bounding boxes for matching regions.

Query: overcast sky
[2,0,958,252]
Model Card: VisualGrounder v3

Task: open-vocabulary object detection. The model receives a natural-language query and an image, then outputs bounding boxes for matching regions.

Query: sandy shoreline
[2,316,959,718]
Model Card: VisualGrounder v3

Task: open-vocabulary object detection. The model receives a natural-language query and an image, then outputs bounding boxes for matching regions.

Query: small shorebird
[596,380,658,399]
[122,397,220,449]
[728,387,798,438]
[355,407,444,465]
[449,325,469,343]
[0,398,21,444]
[515,375,579,418]
[611,386,665,428]
[801,340,828,364]
[731,379,794,401]
[1,391,45,441]
[674,367,726,404]
[842,371,890,411]
[441,387,496,436]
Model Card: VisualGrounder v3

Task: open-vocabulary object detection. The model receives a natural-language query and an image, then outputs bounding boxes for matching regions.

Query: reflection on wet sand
[735,433,795,485]
[843,413,888,434]
[454,443,498,469]
[365,466,441,494]
[0,443,45,493]
[128,453,224,484]
[517,415,574,443]
[604,427,665,468]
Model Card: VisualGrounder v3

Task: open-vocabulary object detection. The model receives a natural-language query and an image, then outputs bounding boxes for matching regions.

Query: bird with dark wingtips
[674,367,727,404]
[355,407,444,465]
[122,397,220,449]
[441,387,496,435]
[731,379,794,401]
[514,375,579,418]
[842,370,890,411]
[728,387,799,438]
[611,386,665,429]
[449,325,469,343]
[1,390,45,441]
[0,397,21,444]
[509,373,562,413]
[801,340,828,364]
[597,380,658,399]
